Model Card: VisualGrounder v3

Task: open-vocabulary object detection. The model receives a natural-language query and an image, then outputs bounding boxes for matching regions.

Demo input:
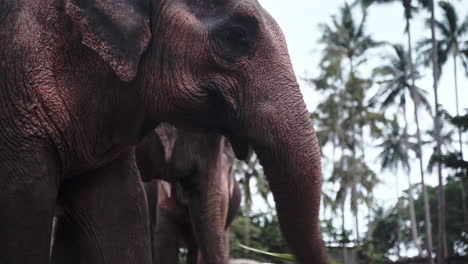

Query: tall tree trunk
[452,57,464,231]
[354,199,360,245]
[242,172,252,253]
[339,135,348,264]
[413,93,435,264]
[407,11,434,263]
[453,53,468,227]
[348,55,361,246]
[403,105,423,255]
[428,1,447,263]
[454,54,463,156]
[395,176,402,258]
[366,207,373,241]
[461,178,468,226]
[342,204,348,264]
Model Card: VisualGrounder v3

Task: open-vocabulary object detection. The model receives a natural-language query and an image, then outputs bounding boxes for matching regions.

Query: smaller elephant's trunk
[185,136,231,264]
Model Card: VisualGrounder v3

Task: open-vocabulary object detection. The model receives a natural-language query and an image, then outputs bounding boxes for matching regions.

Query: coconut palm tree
[320,3,380,76]
[372,44,432,256]
[377,118,423,255]
[319,4,381,245]
[428,0,444,262]
[359,0,435,260]
[419,1,468,156]
[418,1,467,260]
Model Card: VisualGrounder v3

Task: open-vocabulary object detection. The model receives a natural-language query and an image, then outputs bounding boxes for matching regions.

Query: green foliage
[370,179,468,256]
[356,243,386,264]
[371,44,431,115]
[239,244,295,262]
[436,109,468,178]
[229,214,290,263]
[417,1,468,79]
[369,206,399,254]
[371,177,468,255]
[412,178,468,255]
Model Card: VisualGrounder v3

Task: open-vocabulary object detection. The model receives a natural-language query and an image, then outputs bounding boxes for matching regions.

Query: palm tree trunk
[366,207,373,241]
[461,178,468,226]
[453,54,468,225]
[243,173,252,253]
[428,1,447,263]
[348,55,361,246]
[395,176,402,258]
[414,96,435,264]
[407,12,435,263]
[403,105,423,255]
[452,54,467,228]
[342,204,348,264]
[454,54,463,156]
[354,198,360,245]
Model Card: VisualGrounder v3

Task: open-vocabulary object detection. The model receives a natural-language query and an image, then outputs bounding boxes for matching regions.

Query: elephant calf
[136,124,241,264]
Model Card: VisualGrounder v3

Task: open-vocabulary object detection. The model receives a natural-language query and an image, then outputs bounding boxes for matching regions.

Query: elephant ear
[65,0,151,81]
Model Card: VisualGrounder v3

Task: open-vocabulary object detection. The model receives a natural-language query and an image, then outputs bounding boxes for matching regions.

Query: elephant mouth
[228,135,250,161]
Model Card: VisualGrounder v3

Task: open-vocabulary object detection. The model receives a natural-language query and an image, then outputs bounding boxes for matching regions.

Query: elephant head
[65,0,328,262]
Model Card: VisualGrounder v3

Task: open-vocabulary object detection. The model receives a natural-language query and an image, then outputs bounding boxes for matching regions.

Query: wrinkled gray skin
[141,125,241,264]
[0,0,327,263]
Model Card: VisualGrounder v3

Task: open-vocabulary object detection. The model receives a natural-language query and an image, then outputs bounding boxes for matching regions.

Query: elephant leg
[58,150,151,264]
[188,249,201,264]
[50,215,80,264]
[0,147,59,264]
[144,180,159,264]
[185,230,199,264]
[154,212,180,264]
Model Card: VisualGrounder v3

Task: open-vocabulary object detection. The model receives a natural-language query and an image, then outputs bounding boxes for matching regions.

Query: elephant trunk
[246,82,328,264]
[186,137,230,264]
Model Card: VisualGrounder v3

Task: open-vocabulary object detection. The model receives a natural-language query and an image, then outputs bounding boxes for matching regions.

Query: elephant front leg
[154,211,180,264]
[143,180,159,264]
[0,146,59,264]
[58,150,152,264]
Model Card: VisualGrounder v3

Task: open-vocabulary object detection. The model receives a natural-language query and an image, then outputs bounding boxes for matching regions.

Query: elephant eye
[210,14,259,62]
[220,27,250,53]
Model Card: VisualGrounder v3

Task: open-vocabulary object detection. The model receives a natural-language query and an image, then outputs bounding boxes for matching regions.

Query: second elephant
[136,124,241,264]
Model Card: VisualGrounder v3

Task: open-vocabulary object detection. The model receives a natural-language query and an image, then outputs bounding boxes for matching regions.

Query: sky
[254,0,468,250]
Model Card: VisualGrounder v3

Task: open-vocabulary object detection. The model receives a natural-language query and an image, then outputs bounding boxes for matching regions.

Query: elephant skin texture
[0,0,328,263]
[137,123,241,264]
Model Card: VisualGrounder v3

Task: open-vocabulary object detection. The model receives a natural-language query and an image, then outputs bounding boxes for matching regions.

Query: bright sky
[256,0,468,251]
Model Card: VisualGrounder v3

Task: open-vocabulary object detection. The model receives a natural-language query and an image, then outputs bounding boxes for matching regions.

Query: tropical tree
[419,1,468,157]
[461,40,468,75]
[359,0,436,261]
[377,118,422,255]
[372,43,433,256]
[316,3,384,250]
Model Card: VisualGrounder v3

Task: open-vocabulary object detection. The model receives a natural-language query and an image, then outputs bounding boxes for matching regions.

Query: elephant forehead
[155,123,178,162]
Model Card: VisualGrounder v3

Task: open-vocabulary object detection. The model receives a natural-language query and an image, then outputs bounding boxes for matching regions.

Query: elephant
[51,124,241,264]
[0,0,328,263]
[153,179,240,264]
[144,126,241,264]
